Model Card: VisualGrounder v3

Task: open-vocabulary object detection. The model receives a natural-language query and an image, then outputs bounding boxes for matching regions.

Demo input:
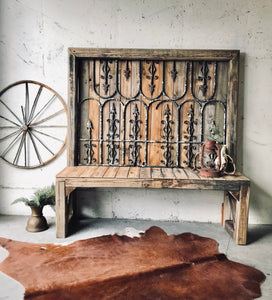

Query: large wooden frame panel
[68,48,239,167]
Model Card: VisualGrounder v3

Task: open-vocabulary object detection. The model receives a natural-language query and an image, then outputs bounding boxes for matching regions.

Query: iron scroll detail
[106,103,119,165]
[161,105,174,167]
[128,104,142,166]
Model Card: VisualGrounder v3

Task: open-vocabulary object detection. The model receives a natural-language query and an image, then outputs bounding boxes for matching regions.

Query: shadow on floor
[247,225,272,244]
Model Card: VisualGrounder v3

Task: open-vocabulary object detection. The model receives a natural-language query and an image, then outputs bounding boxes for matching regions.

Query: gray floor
[0,215,271,299]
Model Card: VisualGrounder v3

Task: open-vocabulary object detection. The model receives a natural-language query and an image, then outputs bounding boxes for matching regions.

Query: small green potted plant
[207,121,222,143]
[12,184,55,232]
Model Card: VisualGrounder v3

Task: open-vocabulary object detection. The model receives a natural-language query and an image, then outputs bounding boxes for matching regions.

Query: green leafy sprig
[12,184,55,208]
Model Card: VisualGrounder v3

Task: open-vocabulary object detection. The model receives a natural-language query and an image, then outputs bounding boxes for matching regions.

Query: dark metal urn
[26,206,49,232]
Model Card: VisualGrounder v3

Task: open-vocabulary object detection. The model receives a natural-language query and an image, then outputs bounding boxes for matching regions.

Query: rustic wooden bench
[56,48,250,244]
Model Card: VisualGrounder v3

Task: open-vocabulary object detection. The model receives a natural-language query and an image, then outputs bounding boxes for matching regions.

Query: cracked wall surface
[0,0,271,224]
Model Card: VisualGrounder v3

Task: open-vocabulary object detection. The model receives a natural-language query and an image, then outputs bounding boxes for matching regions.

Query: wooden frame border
[67,48,239,167]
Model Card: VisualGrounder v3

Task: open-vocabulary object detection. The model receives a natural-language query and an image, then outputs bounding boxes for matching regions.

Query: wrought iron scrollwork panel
[79,58,227,168]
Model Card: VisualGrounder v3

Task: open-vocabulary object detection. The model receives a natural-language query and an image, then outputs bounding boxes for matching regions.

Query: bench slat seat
[56,166,250,245]
[57,166,249,189]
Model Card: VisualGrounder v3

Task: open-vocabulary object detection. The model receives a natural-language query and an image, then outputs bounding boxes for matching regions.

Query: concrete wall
[0,0,271,224]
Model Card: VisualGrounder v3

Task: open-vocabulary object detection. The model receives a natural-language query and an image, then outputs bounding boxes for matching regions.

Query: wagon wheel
[0,80,67,169]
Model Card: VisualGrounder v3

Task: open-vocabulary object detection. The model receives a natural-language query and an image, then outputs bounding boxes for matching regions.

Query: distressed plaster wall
[0,0,271,224]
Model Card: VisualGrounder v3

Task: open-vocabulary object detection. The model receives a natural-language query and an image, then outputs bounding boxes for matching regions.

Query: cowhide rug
[0,226,265,300]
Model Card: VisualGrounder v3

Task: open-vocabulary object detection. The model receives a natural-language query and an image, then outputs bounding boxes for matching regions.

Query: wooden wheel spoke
[1,129,23,158]
[0,99,23,125]
[30,94,56,124]
[13,131,27,165]
[0,128,22,142]
[30,131,55,156]
[28,131,43,164]
[0,115,21,127]
[31,128,64,143]
[27,86,43,124]
[30,109,65,127]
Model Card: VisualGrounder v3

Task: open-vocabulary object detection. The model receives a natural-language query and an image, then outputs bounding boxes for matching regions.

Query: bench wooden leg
[234,185,250,245]
[222,186,250,245]
[56,180,68,238]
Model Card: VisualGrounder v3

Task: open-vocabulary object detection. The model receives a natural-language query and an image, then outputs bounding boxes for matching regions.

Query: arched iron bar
[177,98,203,109]
[92,59,117,100]
[139,60,164,101]
[100,97,124,109]
[190,61,218,101]
[115,60,141,100]
[80,97,101,105]
[154,100,180,167]
[201,99,226,144]
[79,97,102,164]
[123,99,148,165]
[101,98,124,164]
[155,99,179,110]
[177,100,203,168]
[162,61,189,101]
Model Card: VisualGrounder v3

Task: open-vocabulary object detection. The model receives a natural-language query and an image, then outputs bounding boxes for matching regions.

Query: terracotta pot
[26,206,49,232]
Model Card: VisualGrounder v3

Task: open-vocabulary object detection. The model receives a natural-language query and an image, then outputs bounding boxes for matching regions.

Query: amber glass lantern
[199,141,221,178]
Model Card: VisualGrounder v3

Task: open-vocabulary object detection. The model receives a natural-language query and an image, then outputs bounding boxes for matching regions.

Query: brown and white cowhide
[0,226,265,299]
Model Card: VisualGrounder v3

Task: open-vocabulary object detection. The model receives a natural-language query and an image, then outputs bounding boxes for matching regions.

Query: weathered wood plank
[78,59,90,164]
[128,167,141,178]
[151,167,163,178]
[69,48,239,61]
[56,166,75,178]
[226,52,239,161]
[56,166,86,178]
[173,168,188,179]
[140,167,151,179]
[80,166,100,177]
[234,185,250,245]
[116,166,130,178]
[103,166,119,178]
[222,191,231,227]
[184,168,200,179]
[62,177,244,191]
[91,166,109,178]
[67,53,77,166]
[161,168,175,179]
[56,180,67,238]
